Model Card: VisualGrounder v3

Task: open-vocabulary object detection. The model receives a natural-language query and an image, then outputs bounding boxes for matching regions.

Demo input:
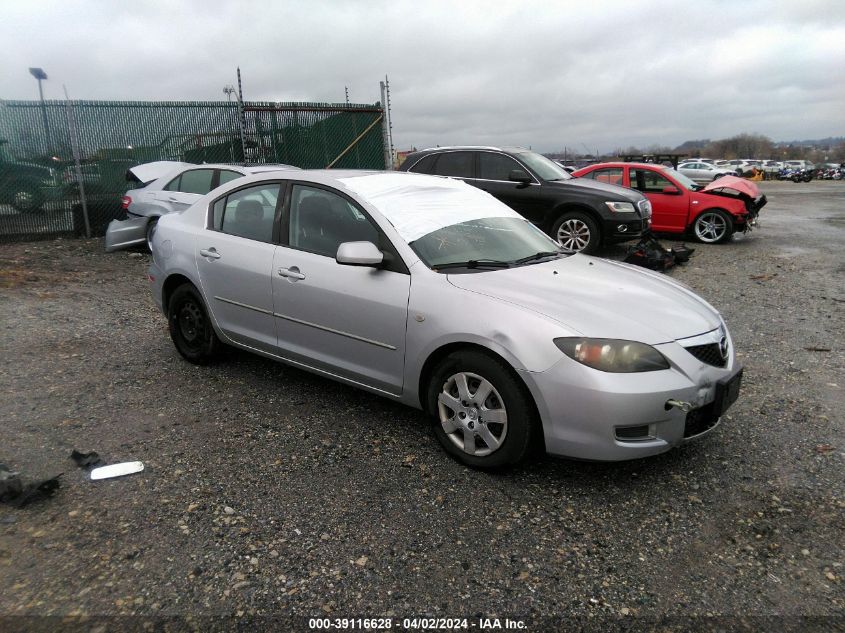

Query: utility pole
[345,86,349,105]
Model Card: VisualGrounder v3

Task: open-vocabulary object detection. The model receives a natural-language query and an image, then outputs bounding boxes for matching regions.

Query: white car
[105,161,296,251]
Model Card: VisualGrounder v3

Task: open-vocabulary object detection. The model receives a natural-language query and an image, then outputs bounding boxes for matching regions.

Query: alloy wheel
[437,371,508,457]
[694,212,727,243]
[556,218,591,252]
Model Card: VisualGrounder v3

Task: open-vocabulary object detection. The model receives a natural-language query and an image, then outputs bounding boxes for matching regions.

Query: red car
[572,162,766,243]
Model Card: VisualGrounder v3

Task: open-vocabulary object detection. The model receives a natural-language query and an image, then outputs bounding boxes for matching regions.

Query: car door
[472,151,547,223]
[272,183,411,395]
[195,182,282,353]
[628,167,690,232]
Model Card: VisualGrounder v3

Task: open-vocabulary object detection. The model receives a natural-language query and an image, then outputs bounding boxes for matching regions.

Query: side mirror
[661,186,680,195]
[508,169,532,185]
[336,241,384,267]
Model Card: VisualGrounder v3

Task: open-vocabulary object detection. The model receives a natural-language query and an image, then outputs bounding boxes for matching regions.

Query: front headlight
[554,338,670,373]
[605,201,636,213]
[638,199,652,218]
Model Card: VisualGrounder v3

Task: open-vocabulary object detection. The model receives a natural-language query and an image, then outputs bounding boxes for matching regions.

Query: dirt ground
[0,180,843,632]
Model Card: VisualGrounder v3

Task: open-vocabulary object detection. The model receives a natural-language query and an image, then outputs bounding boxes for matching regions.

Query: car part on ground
[397,146,651,254]
[623,231,695,271]
[148,169,741,468]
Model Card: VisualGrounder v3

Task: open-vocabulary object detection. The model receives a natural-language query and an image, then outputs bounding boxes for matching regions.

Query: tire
[426,350,540,469]
[551,211,600,254]
[146,217,159,252]
[167,284,221,364]
[791,174,801,183]
[692,209,734,244]
[11,185,44,212]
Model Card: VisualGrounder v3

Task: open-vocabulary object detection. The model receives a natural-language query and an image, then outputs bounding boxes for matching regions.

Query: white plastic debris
[90,461,144,480]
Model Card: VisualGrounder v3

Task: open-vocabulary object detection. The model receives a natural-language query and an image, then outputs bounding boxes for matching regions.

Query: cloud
[2,0,843,152]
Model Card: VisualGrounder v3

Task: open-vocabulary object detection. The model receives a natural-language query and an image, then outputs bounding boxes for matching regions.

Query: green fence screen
[0,99,385,241]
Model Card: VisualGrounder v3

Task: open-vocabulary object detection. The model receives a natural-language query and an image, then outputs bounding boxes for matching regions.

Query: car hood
[547,177,644,203]
[127,161,193,185]
[447,255,721,344]
[702,175,760,198]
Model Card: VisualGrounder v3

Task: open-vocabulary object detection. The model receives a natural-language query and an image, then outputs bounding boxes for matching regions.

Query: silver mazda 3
[148,170,742,468]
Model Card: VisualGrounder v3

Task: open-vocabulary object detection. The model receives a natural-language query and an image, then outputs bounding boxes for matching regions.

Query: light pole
[29,67,52,153]
[223,85,236,162]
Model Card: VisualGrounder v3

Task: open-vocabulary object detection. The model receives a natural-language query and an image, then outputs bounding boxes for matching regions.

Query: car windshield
[410,216,564,271]
[515,151,572,181]
[664,168,700,191]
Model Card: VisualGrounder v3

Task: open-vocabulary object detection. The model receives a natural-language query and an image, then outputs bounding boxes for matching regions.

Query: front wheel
[11,186,44,213]
[692,209,734,244]
[168,284,221,364]
[427,350,540,469]
[551,212,600,254]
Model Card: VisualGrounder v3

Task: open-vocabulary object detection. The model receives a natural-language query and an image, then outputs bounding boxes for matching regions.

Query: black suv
[398,146,651,253]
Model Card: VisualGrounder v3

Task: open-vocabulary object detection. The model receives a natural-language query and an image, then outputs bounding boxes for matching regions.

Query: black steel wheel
[168,284,220,364]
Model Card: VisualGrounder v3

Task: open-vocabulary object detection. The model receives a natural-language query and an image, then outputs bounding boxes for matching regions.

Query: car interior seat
[232,198,268,241]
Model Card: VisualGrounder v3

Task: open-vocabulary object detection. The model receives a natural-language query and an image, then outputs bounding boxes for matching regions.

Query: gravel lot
[1,180,843,630]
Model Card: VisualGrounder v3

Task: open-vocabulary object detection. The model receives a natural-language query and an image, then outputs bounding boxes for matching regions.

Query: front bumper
[104,213,150,252]
[518,335,741,461]
[602,216,647,244]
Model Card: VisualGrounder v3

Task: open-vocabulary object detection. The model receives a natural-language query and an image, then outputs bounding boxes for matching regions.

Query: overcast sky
[2,0,843,153]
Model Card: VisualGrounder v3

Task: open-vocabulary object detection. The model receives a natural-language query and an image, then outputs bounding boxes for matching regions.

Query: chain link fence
[0,99,386,242]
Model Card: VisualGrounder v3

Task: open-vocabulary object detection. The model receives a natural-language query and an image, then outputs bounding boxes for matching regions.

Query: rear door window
[432,152,474,178]
[178,169,215,195]
[214,183,280,243]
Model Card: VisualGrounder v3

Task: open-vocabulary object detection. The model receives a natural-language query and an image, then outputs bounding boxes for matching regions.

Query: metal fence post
[379,81,391,169]
[63,88,90,238]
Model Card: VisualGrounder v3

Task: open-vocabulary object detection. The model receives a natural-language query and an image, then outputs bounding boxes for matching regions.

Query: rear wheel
[552,211,600,254]
[692,209,733,244]
[427,350,539,468]
[167,284,220,364]
[146,217,159,251]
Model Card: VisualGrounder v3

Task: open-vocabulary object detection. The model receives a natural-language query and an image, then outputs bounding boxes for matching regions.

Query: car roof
[416,145,530,154]
[577,162,670,170]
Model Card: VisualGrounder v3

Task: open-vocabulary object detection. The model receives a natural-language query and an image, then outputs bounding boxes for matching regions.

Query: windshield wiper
[512,250,563,265]
[432,259,511,271]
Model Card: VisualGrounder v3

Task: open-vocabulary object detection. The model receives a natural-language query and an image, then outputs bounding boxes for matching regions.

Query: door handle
[277,266,305,280]
[166,195,179,202]
[200,248,221,260]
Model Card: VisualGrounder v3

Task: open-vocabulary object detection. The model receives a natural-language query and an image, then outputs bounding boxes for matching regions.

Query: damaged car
[149,170,743,468]
[573,162,766,244]
[105,161,296,252]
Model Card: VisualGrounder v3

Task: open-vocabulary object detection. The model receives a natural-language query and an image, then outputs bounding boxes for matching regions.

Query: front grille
[684,403,719,438]
[684,343,727,368]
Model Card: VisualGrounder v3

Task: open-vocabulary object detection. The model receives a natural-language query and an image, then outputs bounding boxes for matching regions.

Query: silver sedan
[148,170,743,468]
[677,161,730,183]
[105,161,296,252]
